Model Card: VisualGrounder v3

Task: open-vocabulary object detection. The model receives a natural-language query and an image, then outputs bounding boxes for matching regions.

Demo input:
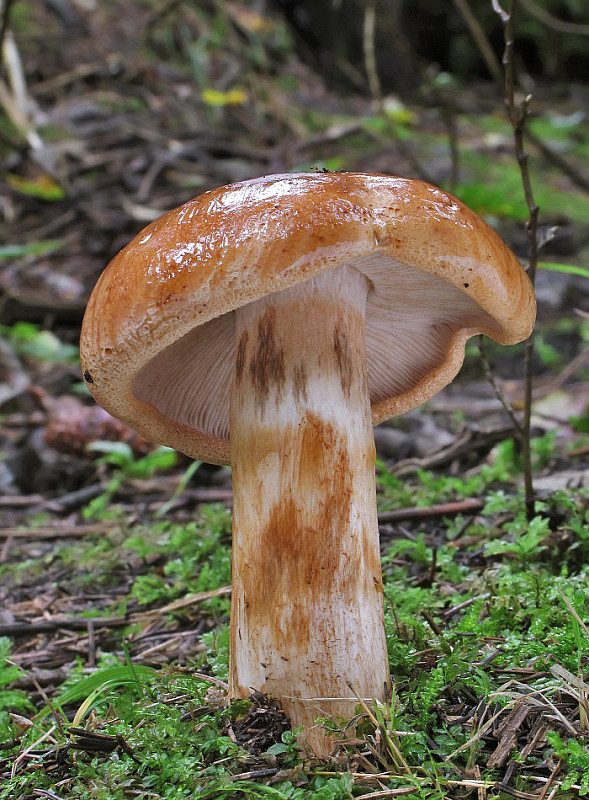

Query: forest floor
[0,2,589,798]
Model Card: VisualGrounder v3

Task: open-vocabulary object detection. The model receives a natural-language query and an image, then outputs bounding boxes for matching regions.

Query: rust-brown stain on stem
[333,320,354,398]
[243,413,355,650]
[249,308,285,408]
[293,363,308,404]
[235,330,249,384]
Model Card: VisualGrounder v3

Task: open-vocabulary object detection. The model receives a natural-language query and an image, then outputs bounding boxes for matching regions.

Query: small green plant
[266,729,302,765]
[0,639,33,741]
[47,661,158,726]
[570,405,589,434]
[484,513,551,566]
[87,441,177,477]
[83,442,178,519]
[568,505,589,558]
[547,731,589,795]
[0,321,78,363]
[533,332,562,368]
[124,507,232,609]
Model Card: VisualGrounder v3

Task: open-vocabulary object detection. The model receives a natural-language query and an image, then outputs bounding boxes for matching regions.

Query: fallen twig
[352,789,419,799]
[391,423,517,477]
[526,127,589,196]
[0,616,128,636]
[443,593,491,618]
[0,524,116,539]
[488,702,531,768]
[0,495,44,508]
[377,498,483,524]
[131,585,232,618]
[229,768,279,782]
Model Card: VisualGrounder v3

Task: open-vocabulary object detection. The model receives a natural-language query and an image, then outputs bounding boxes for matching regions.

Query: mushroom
[80,172,536,756]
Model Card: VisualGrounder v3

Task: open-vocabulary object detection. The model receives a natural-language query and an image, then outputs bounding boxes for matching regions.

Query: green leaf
[0,239,64,260]
[202,87,247,106]
[7,173,65,200]
[538,261,589,280]
[38,664,158,722]
[87,440,135,468]
[0,322,78,362]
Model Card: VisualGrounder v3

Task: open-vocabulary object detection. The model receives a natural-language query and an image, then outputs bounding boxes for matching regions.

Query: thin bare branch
[526,127,589,196]
[492,0,538,520]
[519,0,589,36]
[0,0,14,54]
[478,336,523,437]
[363,0,382,109]
[452,0,502,84]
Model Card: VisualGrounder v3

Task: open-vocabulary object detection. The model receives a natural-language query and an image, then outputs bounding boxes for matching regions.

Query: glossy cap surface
[80,172,536,464]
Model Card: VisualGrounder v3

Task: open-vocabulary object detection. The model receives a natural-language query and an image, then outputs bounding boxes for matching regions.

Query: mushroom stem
[229,265,391,756]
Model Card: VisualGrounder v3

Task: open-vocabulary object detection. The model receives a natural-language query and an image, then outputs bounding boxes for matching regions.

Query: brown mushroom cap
[80,172,536,465]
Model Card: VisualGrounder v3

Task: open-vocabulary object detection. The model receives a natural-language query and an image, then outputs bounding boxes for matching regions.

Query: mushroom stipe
[80,172,536,757]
